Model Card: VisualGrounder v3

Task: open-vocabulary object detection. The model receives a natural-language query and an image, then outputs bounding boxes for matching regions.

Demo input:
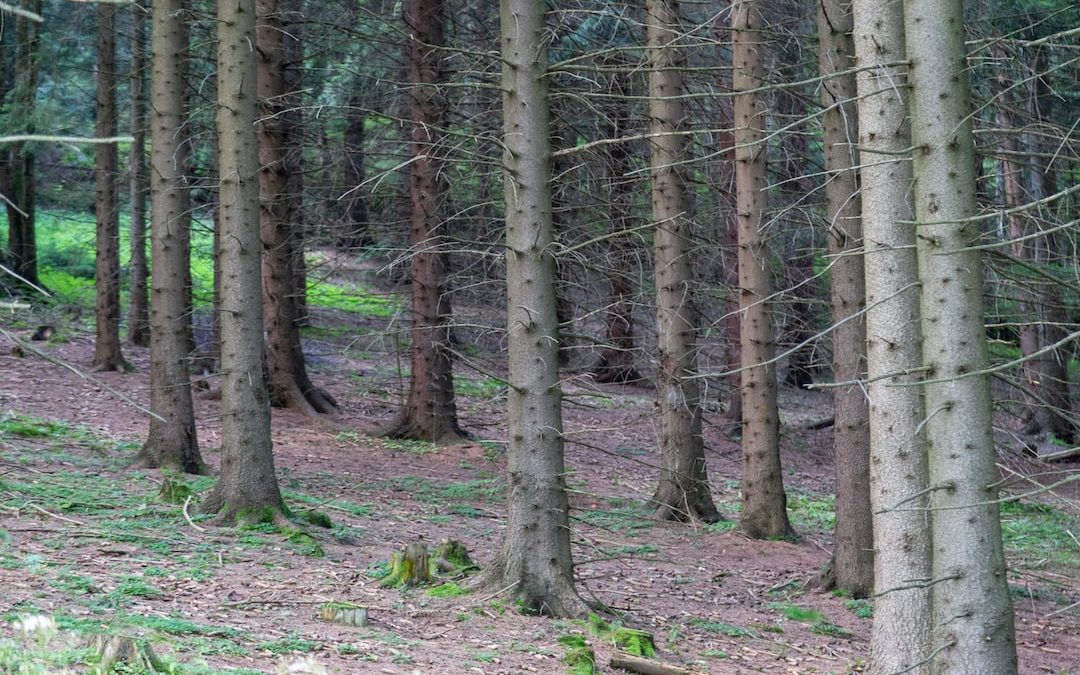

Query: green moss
[285,531,325,558]
[611,628,655,658]
[769,602,823,623]
[426,583,467,598]
[299,510,333,529]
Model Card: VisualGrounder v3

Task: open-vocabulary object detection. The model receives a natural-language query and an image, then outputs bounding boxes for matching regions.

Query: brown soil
[0,315,1077,674]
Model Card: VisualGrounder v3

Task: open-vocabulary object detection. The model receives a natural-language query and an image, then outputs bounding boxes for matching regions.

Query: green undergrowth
[305,278,398,317]
[1000,499,1080,569]
[0,413,387,671]
[4,209,398,323]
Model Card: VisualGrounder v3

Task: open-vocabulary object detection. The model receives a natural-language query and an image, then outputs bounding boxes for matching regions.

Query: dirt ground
[0,309,1078,674]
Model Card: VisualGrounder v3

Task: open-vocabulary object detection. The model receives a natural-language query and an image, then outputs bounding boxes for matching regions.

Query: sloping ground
[0,327,1077,674]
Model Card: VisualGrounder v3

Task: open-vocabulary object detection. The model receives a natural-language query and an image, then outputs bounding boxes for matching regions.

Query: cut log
[610,651,698,675]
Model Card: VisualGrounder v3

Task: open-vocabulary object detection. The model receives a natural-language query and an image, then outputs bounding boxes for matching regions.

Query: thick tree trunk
[382,0,464,442]
[816,0,872,598]
[128,3,151,348]
[138,0,206,475]
[202,0,285,524]
[905,0,1018,670]
[646,0,719,524]
[474,0,586,618]
[257,0,335,415]
[1,0,42,292]
[733,0,793,540]
[851,0,931,669]
[93,3,128,372]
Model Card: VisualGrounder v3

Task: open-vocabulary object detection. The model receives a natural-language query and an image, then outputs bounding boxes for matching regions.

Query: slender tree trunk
[905,0,1018,669]
[646,0,720,524]
[592,69,641,385]
[733,0,793,540]
[816,0,872,598]
[474,0,586,617]
[1,0,42,291]
[128,2,151,347]
[338,96,372,250]
[138,0,206,475]
[202,0,285,524]
[381,0,464,441]
[257,0,335,415]
[1000,52,1074,444]
[851,0,931,668]
[93,3,128,372]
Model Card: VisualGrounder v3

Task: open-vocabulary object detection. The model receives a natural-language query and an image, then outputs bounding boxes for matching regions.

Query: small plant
[687,618,757,638]
[769,602,824,623]
[258,634,320,656]
[844,598,873,619]
[810,621,853,638]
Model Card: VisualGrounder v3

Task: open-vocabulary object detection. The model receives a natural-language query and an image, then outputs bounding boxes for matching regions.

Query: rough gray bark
[128,2,151,347]
[732,0,793,540]
[474,0,585,617]
[905,0,1018,670]
[646,0,720,524]
[202,0,285,524]
[816,0,872,598]
[382,0,464,442]
[851,0,932,668]
[138,0,205,475]
[93,3,128,372]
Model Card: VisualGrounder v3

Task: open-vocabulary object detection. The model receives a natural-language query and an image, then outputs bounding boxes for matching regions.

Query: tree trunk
[851,0,931,668]
[474,0,586,618]
[202,0,285,524]
[1000,50,1075,444]
[338,96,372,250]
[138,0,206,475]
[1,0,43,292]
[128,2,151,347]
[816,0,872,598]
[381,0,464,442]
[592,69,641,385]
[646,0,720,524]
[905,0,1018,669]
[733,0,793,540]
[257,0,335,415]
[93,3,128,372]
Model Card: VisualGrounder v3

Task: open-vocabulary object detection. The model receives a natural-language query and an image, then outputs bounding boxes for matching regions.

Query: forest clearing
[1,244,1078,673]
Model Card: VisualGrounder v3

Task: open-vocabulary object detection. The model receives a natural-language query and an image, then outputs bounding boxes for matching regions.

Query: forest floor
[0,259,1078,674]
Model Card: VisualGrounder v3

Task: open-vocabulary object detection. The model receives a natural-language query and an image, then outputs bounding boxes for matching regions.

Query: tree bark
[381,0,464,442]
[1,0,42,292]
[93,3,128,372]
[591,69,642,386]
[257,0,335,415]
[905,0,1018,669]
[851,0,932,668]
[733,0,794,540]
[473,0,586,617]
[338,96,372,250]
[138,0,206,475]
[646,0,720,524]
[202,0,285,524]
[128,2,151,348]
[816,0,873,598]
